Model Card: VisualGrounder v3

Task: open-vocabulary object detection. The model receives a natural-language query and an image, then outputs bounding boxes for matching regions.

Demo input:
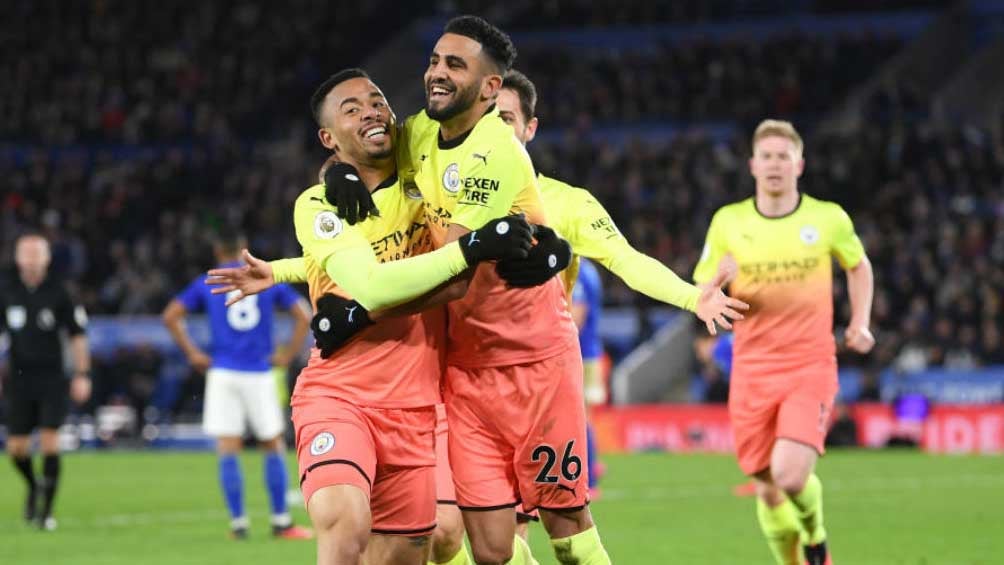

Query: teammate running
[693,119,875,565]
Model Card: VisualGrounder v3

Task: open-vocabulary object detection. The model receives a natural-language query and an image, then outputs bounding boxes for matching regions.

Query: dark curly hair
[443,15,517,74]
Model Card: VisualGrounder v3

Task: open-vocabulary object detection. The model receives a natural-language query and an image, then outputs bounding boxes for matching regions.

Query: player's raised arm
[558,188,748,334]
[295,188,533,311]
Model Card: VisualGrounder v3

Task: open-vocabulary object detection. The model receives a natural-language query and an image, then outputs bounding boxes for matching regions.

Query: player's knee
[540,507,594,540]
[215,436,242,454]
[309,487,371,555]
[431,508,465,561]
[772,468,808,496]
[259,435,284,451]
[315,514,369,558]
[470,543,513,565]
[6,437,30,457]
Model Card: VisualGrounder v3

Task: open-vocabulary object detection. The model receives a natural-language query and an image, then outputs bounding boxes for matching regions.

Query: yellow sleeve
[294,189,468,310]
[450,138,535,230]
[829,204,865,270]
[565,189,700,311]
[692,209,728,284]
[398,111,438,183]
[602,241,701,312]
[270,257,307,284]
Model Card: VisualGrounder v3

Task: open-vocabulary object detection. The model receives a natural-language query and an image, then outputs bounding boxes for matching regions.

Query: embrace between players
[208,14,872,565]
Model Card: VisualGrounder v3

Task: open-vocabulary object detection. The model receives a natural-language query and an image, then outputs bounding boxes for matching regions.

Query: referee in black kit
[1,233,91,531]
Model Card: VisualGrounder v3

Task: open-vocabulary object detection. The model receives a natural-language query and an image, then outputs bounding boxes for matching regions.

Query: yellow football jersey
[693,194,865,369]
[409,108,576,369]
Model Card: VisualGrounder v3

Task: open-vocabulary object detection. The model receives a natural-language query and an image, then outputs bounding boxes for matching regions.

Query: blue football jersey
[176,261,300,372]
[572,258,603,361]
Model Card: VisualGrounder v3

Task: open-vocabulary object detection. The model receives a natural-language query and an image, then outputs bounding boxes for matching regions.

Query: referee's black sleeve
[58,285,87,336]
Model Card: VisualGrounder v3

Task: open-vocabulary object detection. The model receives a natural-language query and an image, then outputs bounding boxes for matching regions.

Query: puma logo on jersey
[472,150,491,165]
[468,232,480,246]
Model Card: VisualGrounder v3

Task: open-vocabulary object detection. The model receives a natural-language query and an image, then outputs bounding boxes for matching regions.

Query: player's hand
[696,269,749,336]
[70,374,91,405]
[311,294,374,359]
[457,215,534,265]
[324,162,379,225]
[206,249,275,306]
[187,349,212,373]
[844,324,875,354]
[495,225,572,288]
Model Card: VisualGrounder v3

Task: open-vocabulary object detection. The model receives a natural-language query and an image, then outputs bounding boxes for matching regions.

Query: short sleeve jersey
[0,275,86,375]
[693,194,865,372]
[176,268,299,373]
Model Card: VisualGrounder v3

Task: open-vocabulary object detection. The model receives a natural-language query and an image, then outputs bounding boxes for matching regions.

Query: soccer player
[2,233,91,531]
[227,69,532,565]
[231,60,748,564]
[162,228,313,540]
[410,17,609,565]
[693,119,875,565]
[496,68,749,542]
[570,258,605,498]
[495,69,743,334]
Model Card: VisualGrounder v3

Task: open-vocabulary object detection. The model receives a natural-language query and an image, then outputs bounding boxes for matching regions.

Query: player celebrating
[693,120,875,565]
[221,61,749,564]
[275,68,534,565]
[409,17,612,565]
[496,67,748,538]
[162,228,313,540]
[2,233,91,531]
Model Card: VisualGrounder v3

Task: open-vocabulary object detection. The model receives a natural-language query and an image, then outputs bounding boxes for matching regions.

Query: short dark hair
[502,69,537,122]
[213,225,247,255]
[443,15,517,74]
[310,68,370,126]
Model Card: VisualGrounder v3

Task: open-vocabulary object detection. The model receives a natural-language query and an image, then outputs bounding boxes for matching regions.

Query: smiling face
[316,77,396,164]
[749,135,804,197]
[424,33,495,122]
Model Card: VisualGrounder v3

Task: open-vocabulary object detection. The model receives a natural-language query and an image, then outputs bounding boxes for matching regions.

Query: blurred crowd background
[3,0,1003,429]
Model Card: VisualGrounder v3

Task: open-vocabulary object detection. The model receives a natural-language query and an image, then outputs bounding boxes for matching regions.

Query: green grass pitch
[2,450,1002,564]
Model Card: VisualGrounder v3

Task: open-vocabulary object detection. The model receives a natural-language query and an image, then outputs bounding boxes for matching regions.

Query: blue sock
[263,451,289,520]
[587,422,598,489]
[218,454,245,521]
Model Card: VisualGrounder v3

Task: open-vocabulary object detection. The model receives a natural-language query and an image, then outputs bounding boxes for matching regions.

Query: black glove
[324,162,379,225]
[311,293,374,359]
[457,215,534,265]
[495,225,572,287]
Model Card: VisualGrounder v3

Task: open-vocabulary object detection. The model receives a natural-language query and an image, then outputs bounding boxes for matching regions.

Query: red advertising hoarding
[589,404,1004,455]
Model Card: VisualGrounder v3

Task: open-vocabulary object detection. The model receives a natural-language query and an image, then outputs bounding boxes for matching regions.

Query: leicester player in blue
[162,228,313,540]
[571,258,605,499]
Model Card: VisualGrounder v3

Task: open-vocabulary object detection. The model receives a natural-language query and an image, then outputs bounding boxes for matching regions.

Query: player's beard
[366,145,393,161]
[426,81,480,122]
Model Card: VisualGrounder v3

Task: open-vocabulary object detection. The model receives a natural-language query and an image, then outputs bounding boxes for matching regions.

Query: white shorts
[203,368,285,440]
